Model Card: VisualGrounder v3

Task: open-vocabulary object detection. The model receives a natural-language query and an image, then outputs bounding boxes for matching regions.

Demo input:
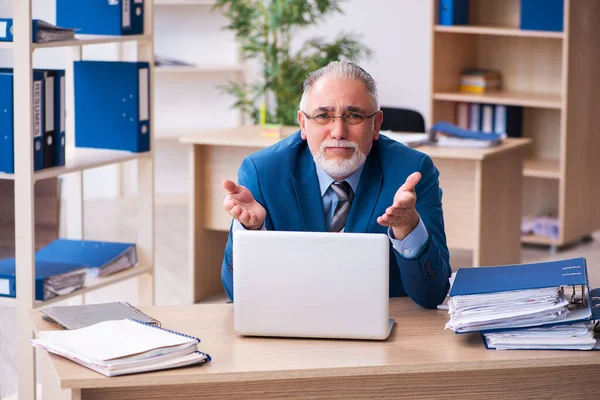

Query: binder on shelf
[0,258,87,301]
[439,0,469,26]
[468,103,481,131]
[31,318,211,377]
[520,0,564,32]
[57,0,144,36]
[43,71,56,168]
[35,238,138,278]
[446,258,594,334]
[40,301,160,330]
[0,18,75,43]
[494,105,523,138]
[0,70,45,173]
[481,104,495,133]
[74,61,150,153]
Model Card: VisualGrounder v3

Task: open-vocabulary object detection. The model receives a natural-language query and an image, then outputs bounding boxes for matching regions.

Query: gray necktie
[329,181,352,232]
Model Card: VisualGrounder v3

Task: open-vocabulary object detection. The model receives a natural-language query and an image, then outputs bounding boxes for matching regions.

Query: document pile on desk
[445,258,600,351]
[32,319,211,376]
[446,286,570,333]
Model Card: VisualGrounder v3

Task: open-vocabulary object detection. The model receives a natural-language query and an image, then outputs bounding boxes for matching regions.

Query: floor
[1,198,600,399]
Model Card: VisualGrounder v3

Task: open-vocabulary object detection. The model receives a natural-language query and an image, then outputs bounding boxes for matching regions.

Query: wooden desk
[179,126,530,302]
[33,298,598,400]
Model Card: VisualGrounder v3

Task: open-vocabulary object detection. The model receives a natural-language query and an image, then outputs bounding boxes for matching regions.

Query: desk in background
[34,297,598,400]
[179,126,530,303]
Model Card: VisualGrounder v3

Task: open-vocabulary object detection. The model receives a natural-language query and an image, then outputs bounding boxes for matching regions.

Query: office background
[1,0,599,399]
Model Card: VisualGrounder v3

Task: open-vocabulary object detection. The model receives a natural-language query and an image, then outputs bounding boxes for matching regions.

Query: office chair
[379,106,426,133]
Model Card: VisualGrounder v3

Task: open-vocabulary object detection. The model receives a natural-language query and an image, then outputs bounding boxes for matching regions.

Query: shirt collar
[315,162,365,197]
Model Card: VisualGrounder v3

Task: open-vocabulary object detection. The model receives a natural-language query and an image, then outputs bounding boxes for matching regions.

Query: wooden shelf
[0,265,153,308]
[155,0,215,4]
[521,234,557,246]
[434,25,564,39]
[155,64,244,74]
[433,91,562,109]
[523,159,560,179]
[0,34,152,50]
[0,148,151,182]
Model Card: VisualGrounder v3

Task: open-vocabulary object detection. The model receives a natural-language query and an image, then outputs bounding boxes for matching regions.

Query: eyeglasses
[301,110,378,125]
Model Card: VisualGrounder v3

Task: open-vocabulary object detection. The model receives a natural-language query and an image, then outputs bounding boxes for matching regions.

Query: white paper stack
[32,319,210,376]
[484,322,598,350]
[445,287,571,333]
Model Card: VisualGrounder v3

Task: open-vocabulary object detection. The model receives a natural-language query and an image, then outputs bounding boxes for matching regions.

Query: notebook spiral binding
[122,302,161,327]
[126,318,201,343]
[195,350,212,362]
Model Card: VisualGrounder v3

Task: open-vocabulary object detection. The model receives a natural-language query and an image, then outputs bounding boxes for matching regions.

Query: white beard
[313,140,367,179]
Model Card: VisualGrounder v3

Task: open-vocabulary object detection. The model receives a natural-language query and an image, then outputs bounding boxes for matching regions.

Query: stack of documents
[445,258,592,335]
[446,286,570,333]
[430,121,504,148]
[32,319,211,377]
[0,19,75,43]
[483,322,598,351]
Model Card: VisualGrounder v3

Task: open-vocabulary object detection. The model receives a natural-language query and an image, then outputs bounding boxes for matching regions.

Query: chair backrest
[379,106,426,133]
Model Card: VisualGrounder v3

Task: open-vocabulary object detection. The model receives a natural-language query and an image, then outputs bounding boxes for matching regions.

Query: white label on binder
[123,0,131,28]
[33,81,42,138]
[45,77,54,131]
[139,68,149,121]
[469,103,480,132]
[482,105,493,133]
[494,105,506,134]
[60,76,65,133]
[0,278,9,295]
[0,22,7,38]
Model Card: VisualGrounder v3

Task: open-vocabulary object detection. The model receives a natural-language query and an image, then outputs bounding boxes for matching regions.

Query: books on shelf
[458,68,502,94]
[40,301,160,330]
[31,318,211,377]
[0,19,75,43]
[35,239,138,278]
[0,258,86,301]
[456,102,523,137]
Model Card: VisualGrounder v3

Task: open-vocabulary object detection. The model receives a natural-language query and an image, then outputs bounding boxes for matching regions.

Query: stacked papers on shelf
[484,322,598,350]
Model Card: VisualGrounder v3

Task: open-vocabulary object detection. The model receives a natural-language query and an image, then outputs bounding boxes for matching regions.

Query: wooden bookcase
[429,0,600,249]
[2,1,157,398]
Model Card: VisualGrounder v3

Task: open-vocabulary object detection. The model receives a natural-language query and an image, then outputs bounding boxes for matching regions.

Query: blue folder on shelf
[439,0,469,26]
[74,61,150,153]
[520,0,564,32]
[0,258,87,301]
[57,0,144,36]
[35,239,138,278]
[0,18,75,43]
[0,70,46,173]
[447,258,594,334]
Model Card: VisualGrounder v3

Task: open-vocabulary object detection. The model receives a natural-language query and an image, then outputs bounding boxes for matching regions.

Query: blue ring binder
[126,318,201,344]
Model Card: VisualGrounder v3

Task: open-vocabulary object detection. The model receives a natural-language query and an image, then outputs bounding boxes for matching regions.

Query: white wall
[0,0,432,200]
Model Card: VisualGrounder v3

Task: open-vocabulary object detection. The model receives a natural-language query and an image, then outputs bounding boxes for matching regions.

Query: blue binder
[431,121,504,142]
[439,0,469,26]
[0,70,45,173]
[493,105,523,137]
[56,0,144,36]
[35,238,138,277]
[0,258,86,301]
[450,258,594,333]
[74,61,150,153]
[520,0,564,32]
[44,69,67,167]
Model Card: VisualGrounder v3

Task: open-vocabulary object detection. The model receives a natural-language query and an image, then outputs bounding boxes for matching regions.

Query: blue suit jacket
[221,132,452,309]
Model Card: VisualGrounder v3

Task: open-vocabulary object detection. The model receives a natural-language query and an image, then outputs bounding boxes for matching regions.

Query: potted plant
[213,0,372,127]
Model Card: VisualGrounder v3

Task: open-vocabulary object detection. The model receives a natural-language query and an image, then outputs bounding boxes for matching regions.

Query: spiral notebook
[40,302,160,330]
[31,318,211,377]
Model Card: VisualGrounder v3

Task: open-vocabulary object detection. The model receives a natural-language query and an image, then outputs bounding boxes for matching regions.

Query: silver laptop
[233,230,394,340]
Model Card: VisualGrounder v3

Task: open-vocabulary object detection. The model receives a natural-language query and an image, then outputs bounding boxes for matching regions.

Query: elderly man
[220,61,451,309]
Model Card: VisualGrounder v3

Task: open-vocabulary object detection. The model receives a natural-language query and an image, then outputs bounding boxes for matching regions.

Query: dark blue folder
[57,0,144,36]
[35,239,137,277]
[0,258,86,301]
[73,61,150,153]
[439,0,469,26]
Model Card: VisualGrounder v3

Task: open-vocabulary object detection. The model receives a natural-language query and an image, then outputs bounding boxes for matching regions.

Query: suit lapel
[345,149,383,233]
[290,147,327,232]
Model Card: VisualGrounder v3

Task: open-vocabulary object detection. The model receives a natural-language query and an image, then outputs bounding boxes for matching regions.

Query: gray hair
[299,61,379,111]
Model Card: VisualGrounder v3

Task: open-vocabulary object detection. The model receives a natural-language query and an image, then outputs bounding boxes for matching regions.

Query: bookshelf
[430,0,600,249]
[9,2,156,399]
